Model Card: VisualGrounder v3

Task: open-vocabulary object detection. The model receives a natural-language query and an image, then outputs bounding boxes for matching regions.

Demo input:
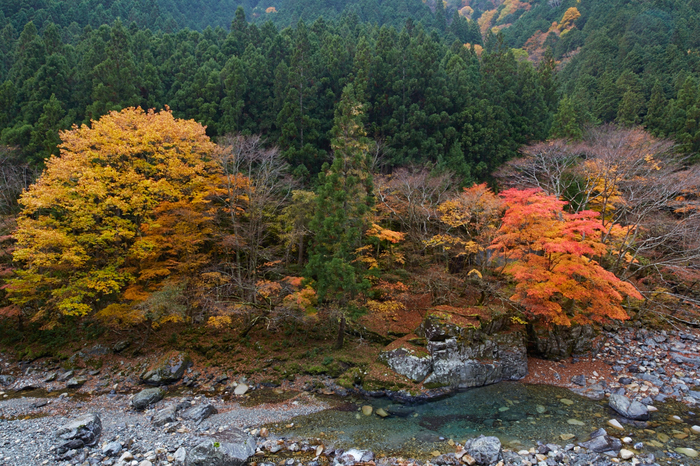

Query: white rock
[622,437,632,444]
[234,383,249,395]
[619,449,634,460]
[691,425,700,434]
[647,405,658,412]
[120,452,134,462]
[608,419,625,430]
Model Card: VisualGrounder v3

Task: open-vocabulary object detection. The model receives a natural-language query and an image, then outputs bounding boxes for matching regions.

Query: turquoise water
[272,382,700,460]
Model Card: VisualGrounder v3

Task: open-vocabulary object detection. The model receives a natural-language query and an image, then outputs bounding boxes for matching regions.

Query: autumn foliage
[7,107,216,328]
[491,188,642,326]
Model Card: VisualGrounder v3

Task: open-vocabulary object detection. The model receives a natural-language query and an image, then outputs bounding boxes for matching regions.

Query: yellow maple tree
[8,107,217,328]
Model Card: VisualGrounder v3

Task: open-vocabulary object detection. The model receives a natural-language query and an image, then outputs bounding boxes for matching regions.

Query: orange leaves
[282,286,317,315]
[491,188,642,326]
[366,223,405,244]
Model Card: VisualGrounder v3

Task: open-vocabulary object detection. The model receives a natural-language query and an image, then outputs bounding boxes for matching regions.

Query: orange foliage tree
[490,188,642,326]
[7,107,217,328]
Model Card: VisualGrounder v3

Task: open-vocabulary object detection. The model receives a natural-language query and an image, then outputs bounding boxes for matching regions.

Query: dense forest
[1,0,700,352]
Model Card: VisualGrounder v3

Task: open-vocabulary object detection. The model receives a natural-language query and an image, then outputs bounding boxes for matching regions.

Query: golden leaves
[9,108,217,323]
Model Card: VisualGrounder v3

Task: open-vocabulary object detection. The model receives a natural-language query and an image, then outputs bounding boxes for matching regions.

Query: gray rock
[55,413,102,454]
[85,344,109,356]
[152,405,179,426]
[131,387,165,410]
[14,380,39,391]
[183,403,217,423]
[185,428,255,466]
[174,446,186,465]
[113,340,131,353]
[379,348,432,383]
[66,376,87,388]
[639,373,663,387]
[571,375,587,386]
[0,374,15,386]
[140,352,192,386]
[465,435,502,465]
[58,370,74,382]
[579,437,605,453]
[102,441,122,457]
[423,332,527,388]
[609,394,649,420]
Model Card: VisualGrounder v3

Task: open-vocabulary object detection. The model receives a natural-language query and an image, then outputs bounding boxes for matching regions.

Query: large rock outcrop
[380,315,527,388]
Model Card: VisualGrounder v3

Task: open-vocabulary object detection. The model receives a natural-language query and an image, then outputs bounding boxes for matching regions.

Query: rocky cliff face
[380,315,528,388]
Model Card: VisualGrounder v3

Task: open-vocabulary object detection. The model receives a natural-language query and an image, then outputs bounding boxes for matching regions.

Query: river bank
[1,325,700,465]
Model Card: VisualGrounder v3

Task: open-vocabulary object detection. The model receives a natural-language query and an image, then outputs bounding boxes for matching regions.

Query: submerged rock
[609,394,650,420]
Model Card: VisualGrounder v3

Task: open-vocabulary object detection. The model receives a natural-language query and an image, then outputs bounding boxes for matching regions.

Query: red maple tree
[490,188,642,326]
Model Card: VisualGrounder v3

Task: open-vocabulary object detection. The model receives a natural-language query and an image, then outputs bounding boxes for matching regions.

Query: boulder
[183,403,218,423]
[102,441,122,457]
[609,394,650,421]
[152,405,179,427]
[185,428,255,466]
[0,375,15,386]
[66,377,87,388]
[131,387,165,410]
[55,413,102,454]
[527,324,595,360]
[140,351,191,386]
[464,435,502,465]
[579,431,622,455]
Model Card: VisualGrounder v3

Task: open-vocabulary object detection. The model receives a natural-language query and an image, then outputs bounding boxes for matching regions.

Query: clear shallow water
[273,382,700,460]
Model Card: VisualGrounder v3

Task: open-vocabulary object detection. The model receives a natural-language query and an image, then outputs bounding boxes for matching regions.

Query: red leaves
[491,188,642,326]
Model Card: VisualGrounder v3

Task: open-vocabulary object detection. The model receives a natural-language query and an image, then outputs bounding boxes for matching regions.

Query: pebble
[607,419,624,430]
[675,447,699,458]
[619,449,634,460]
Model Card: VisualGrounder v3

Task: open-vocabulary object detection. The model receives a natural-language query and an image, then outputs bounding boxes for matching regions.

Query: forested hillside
[1,0,700,355]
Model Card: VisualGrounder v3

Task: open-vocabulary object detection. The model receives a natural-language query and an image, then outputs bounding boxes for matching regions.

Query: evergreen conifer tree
[306,83,374,349]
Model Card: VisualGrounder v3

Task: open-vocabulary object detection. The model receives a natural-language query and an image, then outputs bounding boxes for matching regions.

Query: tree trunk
[335,313,346,350]
[297,237,304,265]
